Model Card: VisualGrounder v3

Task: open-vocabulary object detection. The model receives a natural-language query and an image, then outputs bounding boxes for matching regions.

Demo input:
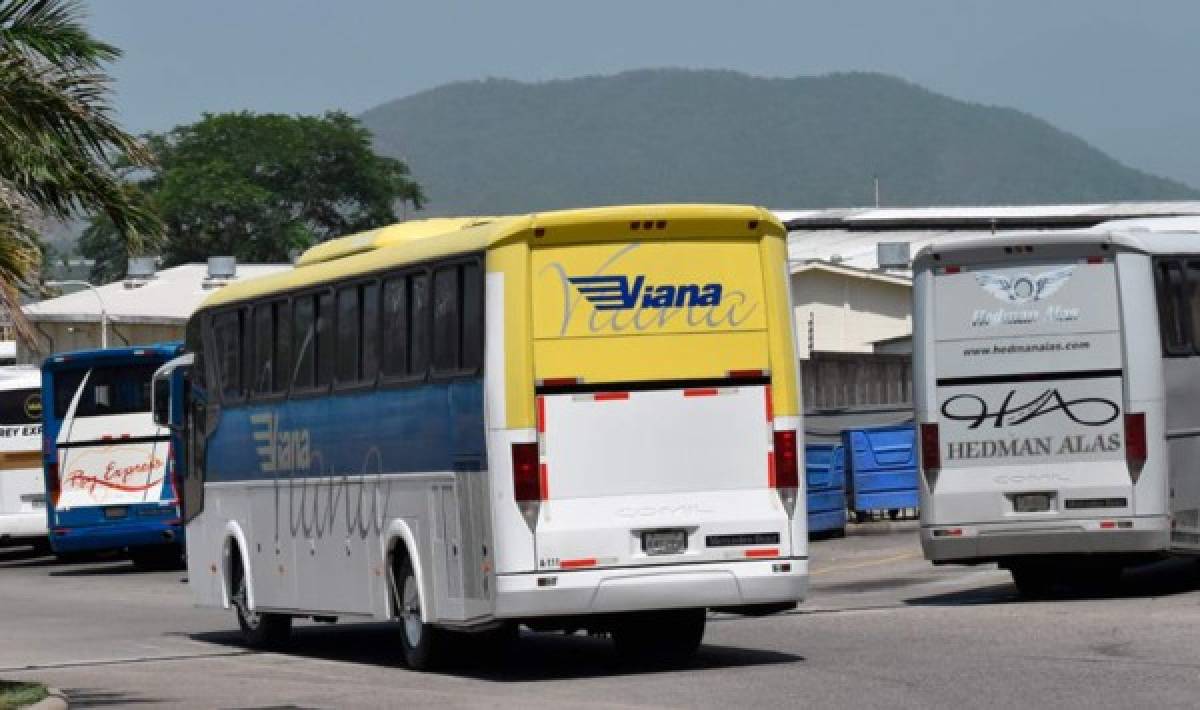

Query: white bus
[914,220,1200,595]
[167,206,808,668]
[0,366,46,549]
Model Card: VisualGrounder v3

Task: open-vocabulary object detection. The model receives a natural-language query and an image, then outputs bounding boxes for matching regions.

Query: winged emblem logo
[974,265,1075,304]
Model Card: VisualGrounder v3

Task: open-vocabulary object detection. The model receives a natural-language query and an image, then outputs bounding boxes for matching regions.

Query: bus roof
[42,342,185,371]
[914,222,1200,269]
[0,365,41,390]
[199,204,782,311]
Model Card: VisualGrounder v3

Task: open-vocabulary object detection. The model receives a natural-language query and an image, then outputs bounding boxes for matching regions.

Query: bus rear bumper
[51,520,185,554]
[921,516,1170,563]
[493,558,807,618]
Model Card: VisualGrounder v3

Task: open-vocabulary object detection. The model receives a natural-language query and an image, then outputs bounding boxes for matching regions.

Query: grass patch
[0,680,48,709]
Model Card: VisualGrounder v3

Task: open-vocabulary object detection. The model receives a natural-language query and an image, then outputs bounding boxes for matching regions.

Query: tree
[81,111,425,281]
[0,0,160,335]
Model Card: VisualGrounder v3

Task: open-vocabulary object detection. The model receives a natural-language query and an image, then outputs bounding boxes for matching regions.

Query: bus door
[525,238,797,574]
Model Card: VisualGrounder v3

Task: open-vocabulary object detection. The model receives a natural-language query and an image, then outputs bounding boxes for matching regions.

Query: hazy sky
[88,1,1200,189]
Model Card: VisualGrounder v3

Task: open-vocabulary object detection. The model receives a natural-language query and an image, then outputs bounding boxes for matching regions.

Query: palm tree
[0,0,161,340]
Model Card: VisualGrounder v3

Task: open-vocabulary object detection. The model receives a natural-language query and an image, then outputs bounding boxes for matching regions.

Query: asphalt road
[2,525,1199,709]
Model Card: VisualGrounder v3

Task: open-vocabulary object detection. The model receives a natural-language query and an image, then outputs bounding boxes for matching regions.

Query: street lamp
[45,280,108,348]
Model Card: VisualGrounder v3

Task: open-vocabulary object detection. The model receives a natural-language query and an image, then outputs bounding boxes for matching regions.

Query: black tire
[612,608,706,664]
[1010,565,1056,599]
[394,550,442,670]
[231,554,292,649]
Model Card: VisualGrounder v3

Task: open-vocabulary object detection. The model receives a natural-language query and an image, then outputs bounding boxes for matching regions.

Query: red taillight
[512,442,543,502]
[920,422,941,472]
[1125,412,1147,479]
[46,461,60,504]
[772,430,799,489]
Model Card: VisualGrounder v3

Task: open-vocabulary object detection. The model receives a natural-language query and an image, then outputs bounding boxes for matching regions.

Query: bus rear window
[53,364,161,419]
[0,387,41,425]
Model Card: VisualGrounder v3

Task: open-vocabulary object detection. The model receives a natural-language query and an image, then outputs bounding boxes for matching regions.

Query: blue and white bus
[43,343,187,567]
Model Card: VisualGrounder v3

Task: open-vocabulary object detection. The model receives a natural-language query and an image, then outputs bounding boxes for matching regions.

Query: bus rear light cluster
[771,429,799,518]
[46,461,60,506]
[512,441,543,532]
[932,528,963,537]
[919,422,941,490]
[1125,412,1147,482]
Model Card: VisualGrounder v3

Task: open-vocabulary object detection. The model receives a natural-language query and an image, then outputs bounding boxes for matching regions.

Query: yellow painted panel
[486,242,536,430]
[759,233,800,417]
[534,331,769,384]
[531,240,766,339]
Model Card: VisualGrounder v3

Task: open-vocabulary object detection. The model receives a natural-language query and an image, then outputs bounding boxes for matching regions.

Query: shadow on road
[905,557,1200,606]
[190,621,802,681]
[63,687,165,707]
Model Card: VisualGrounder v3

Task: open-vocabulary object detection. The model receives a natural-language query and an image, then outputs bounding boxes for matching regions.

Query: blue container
[843,424,919,516]
[805,443,846,535]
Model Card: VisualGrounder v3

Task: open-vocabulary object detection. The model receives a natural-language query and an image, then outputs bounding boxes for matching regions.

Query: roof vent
[203,256,237,289]
[877,242,911,270]
[124,256,158,288]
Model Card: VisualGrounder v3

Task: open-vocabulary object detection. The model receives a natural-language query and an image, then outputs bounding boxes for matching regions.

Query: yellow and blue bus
[169,205,807,667]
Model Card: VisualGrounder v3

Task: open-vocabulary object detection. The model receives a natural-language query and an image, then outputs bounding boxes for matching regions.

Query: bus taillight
[512,442,543,502]
[771,430,799,518]
[1125,412,1147,482]
[920,422,941,488]
[46,461,60,505]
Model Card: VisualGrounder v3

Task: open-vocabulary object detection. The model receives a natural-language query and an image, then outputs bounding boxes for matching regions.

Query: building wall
[790,269,911,357]
[19,321,184,364]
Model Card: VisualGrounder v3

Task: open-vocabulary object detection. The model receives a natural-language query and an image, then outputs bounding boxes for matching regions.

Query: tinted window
[0,387,41,426]
[252,303,274,394]
[292,295,315,389]
[211,310,242,401]
[315,291,334,387]
[1157,259,1193,355]
[432,266,460,373]
[461,261,483,370]
[336,286,360,384]
[53,364,161,419]
[410,272,431,376]
[362,281,379,381]
[274,300,292,393]
[382,277,409,378]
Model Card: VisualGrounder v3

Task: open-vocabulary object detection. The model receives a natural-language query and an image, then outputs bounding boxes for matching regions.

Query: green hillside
[360,69,1198,215]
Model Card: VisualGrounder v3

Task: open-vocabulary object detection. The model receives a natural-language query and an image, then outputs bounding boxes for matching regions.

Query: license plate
[642,530,687,555]
[103,506,129,520]
[1014,493,1052,513]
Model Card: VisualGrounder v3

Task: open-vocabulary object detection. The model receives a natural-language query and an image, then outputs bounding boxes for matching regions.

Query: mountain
[360,69,1198,215]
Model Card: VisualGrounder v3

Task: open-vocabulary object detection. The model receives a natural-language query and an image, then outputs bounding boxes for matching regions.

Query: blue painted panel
[205,378,486,483]
[805,443,846,492]
[806,488,845,515]
[807,508,847,535]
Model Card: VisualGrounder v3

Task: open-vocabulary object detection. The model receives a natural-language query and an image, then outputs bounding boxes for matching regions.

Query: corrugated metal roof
[24,263,292,324]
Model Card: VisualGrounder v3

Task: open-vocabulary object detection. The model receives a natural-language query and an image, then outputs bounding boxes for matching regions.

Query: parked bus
[43,343,186,567]
[169,205,807,668]
[0,366,47,549]
[913,221,1200,595]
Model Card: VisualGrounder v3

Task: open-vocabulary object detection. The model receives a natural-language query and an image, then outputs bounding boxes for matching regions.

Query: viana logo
[566,275,723,310]
[975,265,1075,304]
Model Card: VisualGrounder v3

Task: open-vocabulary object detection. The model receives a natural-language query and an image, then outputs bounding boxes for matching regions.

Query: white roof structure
[777,201,1200,277]
[24,262,292,325]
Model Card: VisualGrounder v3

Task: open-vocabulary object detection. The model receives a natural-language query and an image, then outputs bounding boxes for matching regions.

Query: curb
[25,687,68,710]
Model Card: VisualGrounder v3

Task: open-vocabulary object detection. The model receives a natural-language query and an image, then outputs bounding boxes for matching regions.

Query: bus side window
[461,260,483,371]
[292,295,316,390]
[411,271,431,378]
[211,310,243,402]
[252,303,274,395]
[382,276,409,379]
[316,291,335,388]
[1157,259,1192,356]
[274,300,292,394]
[432,265,461,374]
[336,286,361,385]
[362,281,379,382]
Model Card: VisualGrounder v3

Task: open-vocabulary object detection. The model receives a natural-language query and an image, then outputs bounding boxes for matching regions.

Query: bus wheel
[1009,565,1056,599]
[612,609,706,664]
[394,550,441,670]
[231,559,291,648]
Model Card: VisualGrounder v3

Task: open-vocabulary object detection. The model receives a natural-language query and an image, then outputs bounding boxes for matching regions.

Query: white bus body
[914,225,1200,589]
[0,366,46,546]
